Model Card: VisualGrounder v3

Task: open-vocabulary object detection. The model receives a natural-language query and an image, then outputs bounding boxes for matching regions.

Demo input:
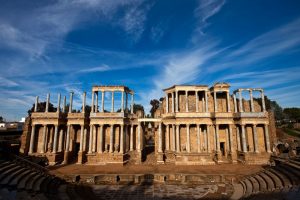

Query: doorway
[220,142,225,156]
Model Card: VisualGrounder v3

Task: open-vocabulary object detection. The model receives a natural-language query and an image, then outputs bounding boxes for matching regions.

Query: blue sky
[1,0,300,121]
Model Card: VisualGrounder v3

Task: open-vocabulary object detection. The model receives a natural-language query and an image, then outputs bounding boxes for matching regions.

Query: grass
[283,128,300,138]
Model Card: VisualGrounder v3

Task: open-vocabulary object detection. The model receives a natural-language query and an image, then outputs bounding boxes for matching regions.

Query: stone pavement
[91,183,231,200]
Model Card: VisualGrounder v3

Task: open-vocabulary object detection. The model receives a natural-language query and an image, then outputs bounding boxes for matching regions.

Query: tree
[133,104,144,113]
[283,108,300,122]
[150,99,160,117]
[0,116,3,122]
[28,102,56,116]
[254,96,284,120]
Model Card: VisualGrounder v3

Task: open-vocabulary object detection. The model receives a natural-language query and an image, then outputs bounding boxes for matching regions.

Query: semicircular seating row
[0,158,67,200]
[231,158,300,199]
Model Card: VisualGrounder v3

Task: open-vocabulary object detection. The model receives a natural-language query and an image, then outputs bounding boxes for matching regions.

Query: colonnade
[86,123,143,154]
[91,90,134,113]
[165,90,209,113]
[233,89,266,112]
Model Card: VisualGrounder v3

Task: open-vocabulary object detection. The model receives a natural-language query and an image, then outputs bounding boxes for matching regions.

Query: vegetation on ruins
[27,102,56,115]
[150,99,160,117]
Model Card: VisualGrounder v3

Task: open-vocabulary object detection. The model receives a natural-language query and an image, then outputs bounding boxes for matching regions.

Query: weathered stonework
[20,83,275,166]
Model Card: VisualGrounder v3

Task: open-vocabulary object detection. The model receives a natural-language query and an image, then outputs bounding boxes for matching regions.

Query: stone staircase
[0,155,68,200]
[230,157,300,199]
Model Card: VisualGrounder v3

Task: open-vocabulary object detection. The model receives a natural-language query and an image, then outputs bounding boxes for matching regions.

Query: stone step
[264,170,283,189]
[0,165,22,181]
[17,172,37,189]
[9,169,32,187]
[275,165,299,185]
[40,176,53,193]
[0,167,27,185]
[253,174,267,192]
[248,176,260,193]
[26,173,43,190]
[269,168,292,188]
[243,178,253,197]
[279,164,300,179]
[258,172,275,191]
[33,175,48,192]
[230,183,244,200]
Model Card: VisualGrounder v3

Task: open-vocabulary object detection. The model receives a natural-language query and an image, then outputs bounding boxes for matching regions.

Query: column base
[77,151,84,164]
[62,151,69,165]
[156,153,164,164]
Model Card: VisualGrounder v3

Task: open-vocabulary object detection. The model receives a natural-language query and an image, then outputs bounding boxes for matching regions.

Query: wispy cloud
[77,64,111,73]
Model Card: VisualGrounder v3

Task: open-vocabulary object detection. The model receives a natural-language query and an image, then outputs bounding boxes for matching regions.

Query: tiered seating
[231,157,300,199]
[0,156,66,200]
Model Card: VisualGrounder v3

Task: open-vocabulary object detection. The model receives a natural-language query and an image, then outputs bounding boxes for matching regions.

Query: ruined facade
[20,83,274,165]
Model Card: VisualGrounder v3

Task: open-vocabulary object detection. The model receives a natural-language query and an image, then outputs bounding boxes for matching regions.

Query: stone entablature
[21,83,275,166]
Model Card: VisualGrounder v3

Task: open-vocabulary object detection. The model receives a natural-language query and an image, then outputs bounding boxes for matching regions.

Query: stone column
[175,91,179,112]
[41,125,47,153]
[52,125,58,153]
[57,93,61,113]
[207,125,211,153]
[166,124,170,151]
[236,126,241,151]
[63,96,66,113]
[250,90,254,112]
[233,93,237,112]
[239,90,243,112]
[227,91,231,112]
[214,91,218,112]
[58,128,64,152]
[253,124,259,153]
[204,126,207,152]
[111,91,114,112]
[91,91,95,113]
[92,125,97,152]
[166,93,169,113]
[205,90,208,112]
[120,124,124,154]
[34,96,39,112]
[158,123,162,153]
[109,124,114,153]
[225,127,230,153]
[261,90,266,112]
[95,92,98,112]
[125,92,128,111]
[81,92,86,113]
[83,128,87,152]
[215,125,220,152]
[172,124,176,151]
[197,124,201,153]
[69,92,73,113]
[79,125,84,152]
[241,124,247,152]
[176,124,180,152]
[229,125,233,153]
[130,125,134,151]
[264,124,271,152]
[97,125,103,153]
[88,125,93,154]
[121,91,124,112]
[186,124,190,152]
[137,123,141,151]
[45,93,50,112]
[131,93,134,114]
[196,91,199,112]
[65,125,70,152]
[171,92,175,113]
[101,91,105,112]
[29,125,36,154]
[202,96,205,113]
[185,91,188,112]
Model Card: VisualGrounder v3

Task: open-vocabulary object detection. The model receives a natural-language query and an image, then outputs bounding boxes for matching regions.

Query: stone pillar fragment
[57,93,61,113]
[45,93,50,113]
[69,92,73,113]
[34,96,39,112]
[29,125,36,154]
